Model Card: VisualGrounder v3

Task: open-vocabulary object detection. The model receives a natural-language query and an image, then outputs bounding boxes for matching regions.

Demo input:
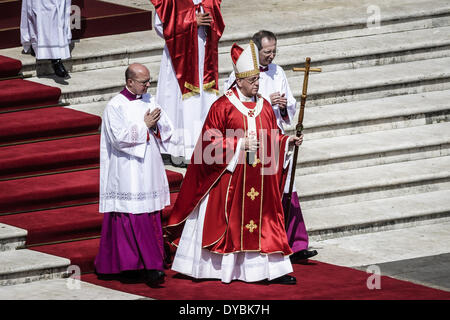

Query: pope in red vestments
[166,41,302,284]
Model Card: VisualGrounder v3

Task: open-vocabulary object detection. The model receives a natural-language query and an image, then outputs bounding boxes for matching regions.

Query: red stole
[166,89,292,255]
[151,0,225,99]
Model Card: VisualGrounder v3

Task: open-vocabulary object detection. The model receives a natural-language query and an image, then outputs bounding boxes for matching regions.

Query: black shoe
[270,275,297,285]
[170,156,188,168]
[51,59,69,78]
[145,270,166,287]
[290,249,318,262]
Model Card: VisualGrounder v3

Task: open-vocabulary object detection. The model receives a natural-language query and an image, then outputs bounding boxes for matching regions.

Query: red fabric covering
[151,0,224,96]
[81,260,450,300]
[0,55,22,78]
[165,171,183,192]
[0,0,152,49]
[0,107,101,144]
[0,79,61,110]
[0,204,102,245]
[0,169,100,214]
[0,135,100,179]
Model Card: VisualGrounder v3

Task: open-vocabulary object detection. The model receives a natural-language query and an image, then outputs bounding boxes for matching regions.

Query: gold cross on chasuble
[246,187,259,200]
[245,220,258,233]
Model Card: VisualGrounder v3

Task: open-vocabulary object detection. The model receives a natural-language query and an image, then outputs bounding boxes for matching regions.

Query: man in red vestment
[165,41,303,285]
[151,0,225,166]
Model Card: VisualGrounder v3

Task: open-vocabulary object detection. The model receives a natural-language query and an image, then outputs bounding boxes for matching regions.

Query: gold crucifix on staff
[284,57,322,231]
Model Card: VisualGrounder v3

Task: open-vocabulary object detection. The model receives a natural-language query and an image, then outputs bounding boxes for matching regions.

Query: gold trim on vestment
[241,113,247,251]
[258,115,264,250]
[182,80,219,99]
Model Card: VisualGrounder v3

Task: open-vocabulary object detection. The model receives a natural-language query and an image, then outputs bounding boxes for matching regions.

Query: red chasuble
[166,88,293,256]
[151,0,225,99]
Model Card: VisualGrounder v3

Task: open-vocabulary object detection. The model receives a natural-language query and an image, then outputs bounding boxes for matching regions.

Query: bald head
[125,63,150,95]
[125,63,149,81]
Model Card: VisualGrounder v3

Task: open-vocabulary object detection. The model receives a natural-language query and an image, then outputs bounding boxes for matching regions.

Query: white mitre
[231,40,260,79]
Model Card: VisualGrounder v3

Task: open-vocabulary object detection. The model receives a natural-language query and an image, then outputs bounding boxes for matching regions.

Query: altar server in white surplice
[20,0,71,77]
[224,30,318,262]
[95,63,174,287]
[151,0,225,167]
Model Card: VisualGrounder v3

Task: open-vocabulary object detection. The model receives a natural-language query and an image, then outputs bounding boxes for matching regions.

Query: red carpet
[0,135,100,179]
[0,0,152,49]
[81,261,450,300]
[0,55,22,78]
[3,54,447,301]
[0,204,102,246]
[0,79,61,111]
[0,107,101,144]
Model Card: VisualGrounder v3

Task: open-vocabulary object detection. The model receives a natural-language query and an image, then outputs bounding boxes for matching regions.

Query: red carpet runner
[81,261,450,300]
[1,55,449,300]
[0,0,152,50]
[0,55,183,282]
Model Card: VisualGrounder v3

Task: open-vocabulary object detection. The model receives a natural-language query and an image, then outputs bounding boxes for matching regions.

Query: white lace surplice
[99,93,173,214]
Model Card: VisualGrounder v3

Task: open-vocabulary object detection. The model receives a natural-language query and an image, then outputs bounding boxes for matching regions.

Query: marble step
[71,89,450,143]
[25,56,450,109]
[220,26,450,77]
[0,223,27,252]
[0,278,145,300]
[218,0,450,48]
[295,155,450,209]
[4,22,450,82]
[288,90,450,140]
[0,249,70,286]
[309,219,450,270]
[302,189,450,241]
[1,2,449,77]
[283,56,450,107]
[295,122,450,175]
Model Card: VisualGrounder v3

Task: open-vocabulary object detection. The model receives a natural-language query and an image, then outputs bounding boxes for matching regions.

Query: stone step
[220,26,450,76]
[295,155,450,209]
[0,249,70,286]
[283,56,450,107]
[5,22,450,82]
[0,278,145,299]
[289,90,450,140]
[302,189,450,241]
[309,219,450,270]
[296,122,450,175]
[0,223,27,252]
[25,56,450,109]
[1,1,449,77]
[219,0,450,48]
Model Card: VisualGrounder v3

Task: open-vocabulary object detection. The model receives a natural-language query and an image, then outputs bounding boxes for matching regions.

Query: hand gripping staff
[284,57,321,231]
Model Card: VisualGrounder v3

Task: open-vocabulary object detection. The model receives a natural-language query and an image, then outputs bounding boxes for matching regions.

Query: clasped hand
[196,12,213,27]
[270,92,288,110]
[144,108,161,129]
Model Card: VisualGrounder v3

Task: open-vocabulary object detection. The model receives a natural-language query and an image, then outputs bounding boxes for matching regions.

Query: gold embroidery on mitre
[245,220,258,233]
[246,187,259,201]
[235,40,260,79]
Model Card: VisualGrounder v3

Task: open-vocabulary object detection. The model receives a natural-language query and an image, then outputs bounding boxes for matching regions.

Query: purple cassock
[94,211,165,274]
[282,192,309,252]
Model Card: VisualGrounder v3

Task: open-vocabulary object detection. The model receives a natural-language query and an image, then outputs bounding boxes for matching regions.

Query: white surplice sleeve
[103,102,148,159]
[280,67,297,126]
